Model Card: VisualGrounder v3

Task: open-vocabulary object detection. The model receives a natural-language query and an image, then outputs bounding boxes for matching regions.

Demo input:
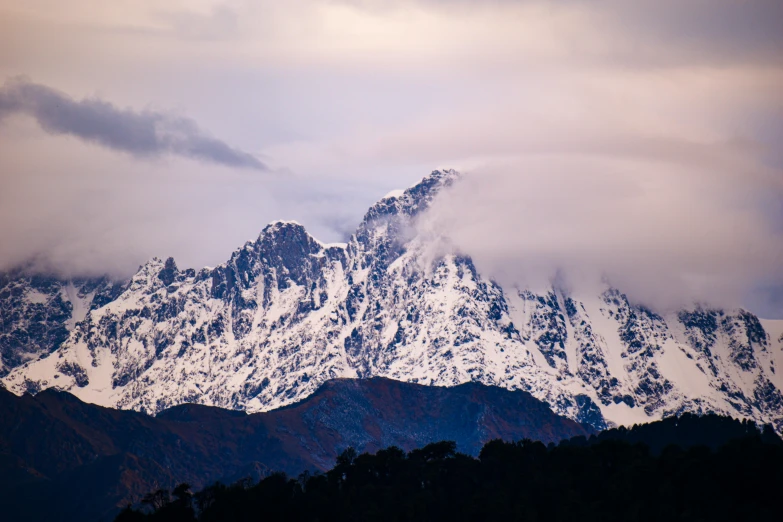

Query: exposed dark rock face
[0,272,124,376]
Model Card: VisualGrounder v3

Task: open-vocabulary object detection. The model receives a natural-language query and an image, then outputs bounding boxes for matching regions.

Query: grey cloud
[0,77,265,170]
[593,0,783,67]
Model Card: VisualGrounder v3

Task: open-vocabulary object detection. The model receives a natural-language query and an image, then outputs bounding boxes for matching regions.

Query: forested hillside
[117,414,783,522]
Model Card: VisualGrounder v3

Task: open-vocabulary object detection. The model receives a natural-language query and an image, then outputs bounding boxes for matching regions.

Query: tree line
[116,414,783,522]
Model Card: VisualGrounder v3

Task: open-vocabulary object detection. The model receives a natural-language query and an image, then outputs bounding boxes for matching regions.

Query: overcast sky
[0,0,781,316]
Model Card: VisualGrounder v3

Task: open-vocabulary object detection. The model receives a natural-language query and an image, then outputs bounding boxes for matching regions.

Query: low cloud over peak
[416,158,783,316]
[0,77,265,171]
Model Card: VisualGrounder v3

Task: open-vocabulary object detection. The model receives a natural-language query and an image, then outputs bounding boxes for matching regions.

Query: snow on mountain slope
[0,273,124,376]
[3,169,783,431]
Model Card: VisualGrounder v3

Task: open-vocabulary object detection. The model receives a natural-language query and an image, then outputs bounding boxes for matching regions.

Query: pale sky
[0,0,781,315]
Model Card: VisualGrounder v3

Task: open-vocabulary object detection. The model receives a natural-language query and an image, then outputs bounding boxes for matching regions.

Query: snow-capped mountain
[3,170,783,431]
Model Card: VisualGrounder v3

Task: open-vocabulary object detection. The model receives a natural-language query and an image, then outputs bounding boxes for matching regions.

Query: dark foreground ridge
[0,377,589,521]
[119,414,783,522]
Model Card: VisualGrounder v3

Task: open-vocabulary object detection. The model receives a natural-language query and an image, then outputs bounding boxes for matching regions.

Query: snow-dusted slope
[3,170,783,431]
[0,273,124,376]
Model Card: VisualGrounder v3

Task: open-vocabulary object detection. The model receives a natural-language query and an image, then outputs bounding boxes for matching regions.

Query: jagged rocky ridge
[3,170,783,431]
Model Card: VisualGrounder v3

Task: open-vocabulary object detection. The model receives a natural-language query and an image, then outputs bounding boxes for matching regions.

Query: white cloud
[417,157,783,314]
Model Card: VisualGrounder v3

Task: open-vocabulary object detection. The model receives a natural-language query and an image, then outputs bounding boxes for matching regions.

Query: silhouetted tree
[115,505,146,522]
[118,414,783,522]
[141,489,170,512]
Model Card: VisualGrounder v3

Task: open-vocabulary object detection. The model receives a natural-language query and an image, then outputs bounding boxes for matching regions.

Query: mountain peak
[418,168,461,187]
[158,257,179,286]
[360,169,461,226]
[261,220,305,233]
[257,220,320,254]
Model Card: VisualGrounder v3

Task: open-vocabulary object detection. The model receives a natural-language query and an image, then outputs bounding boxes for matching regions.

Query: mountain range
[0,377,590,521]
[2,169,783,431]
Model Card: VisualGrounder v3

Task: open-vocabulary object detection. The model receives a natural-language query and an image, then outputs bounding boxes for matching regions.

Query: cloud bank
[0,0,781,316]
[417,158,783,314]
[0,77,265,170]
